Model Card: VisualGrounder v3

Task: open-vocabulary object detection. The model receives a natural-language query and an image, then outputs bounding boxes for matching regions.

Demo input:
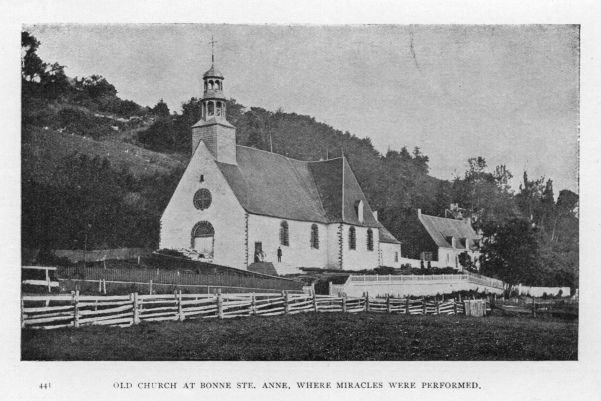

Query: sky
[27,24,579,193]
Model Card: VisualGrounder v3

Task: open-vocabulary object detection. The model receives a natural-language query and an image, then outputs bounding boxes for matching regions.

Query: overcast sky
[27,24,579,193]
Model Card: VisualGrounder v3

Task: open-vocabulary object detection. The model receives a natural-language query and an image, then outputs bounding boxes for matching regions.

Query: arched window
[310,224,319,249]
[208,101,214,116]
[193,188,212,210]
[280,221,289,246]
[190,221,214,258]
[367,228,373,251]
[215,80,221,90]
[349,226,356,250]
[216,101,222,116]
[209,80,214,89]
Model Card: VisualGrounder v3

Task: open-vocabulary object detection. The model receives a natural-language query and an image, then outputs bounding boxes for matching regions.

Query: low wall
[517,285,570,297]
[332,274,504,297]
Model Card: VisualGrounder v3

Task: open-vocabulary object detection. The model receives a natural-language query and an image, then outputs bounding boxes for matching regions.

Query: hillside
[21,30,578,289]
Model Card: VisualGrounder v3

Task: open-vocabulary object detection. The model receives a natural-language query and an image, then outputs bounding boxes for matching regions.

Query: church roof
[203,65,224,78]
[418,213,480,249]
[378,225,401,244]
[192,117,234,129]
[216,146,380,227]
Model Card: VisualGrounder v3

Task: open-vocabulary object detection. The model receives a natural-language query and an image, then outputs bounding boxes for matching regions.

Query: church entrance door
[191,221,215,259]
[254,242,263,263]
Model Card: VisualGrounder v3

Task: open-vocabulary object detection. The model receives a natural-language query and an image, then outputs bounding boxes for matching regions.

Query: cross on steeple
[209,35,218,64]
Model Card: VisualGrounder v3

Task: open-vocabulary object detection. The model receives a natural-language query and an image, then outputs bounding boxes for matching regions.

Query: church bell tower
[191,38,236,165]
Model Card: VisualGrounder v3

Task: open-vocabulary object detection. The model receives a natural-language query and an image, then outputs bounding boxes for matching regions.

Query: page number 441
[39,383,51,390]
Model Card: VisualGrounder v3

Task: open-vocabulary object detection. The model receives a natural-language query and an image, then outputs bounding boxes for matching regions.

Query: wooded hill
[21,31,578,289]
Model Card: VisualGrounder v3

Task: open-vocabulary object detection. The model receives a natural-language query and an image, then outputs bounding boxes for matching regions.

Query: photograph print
[21,24,579,361]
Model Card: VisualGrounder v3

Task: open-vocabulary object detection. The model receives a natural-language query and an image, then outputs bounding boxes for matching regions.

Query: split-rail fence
[21,291,489,330]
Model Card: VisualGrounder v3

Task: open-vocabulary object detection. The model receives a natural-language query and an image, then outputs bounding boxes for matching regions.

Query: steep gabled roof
[418,213,480,249]
[378,224,401,244]
[215,146,379,227]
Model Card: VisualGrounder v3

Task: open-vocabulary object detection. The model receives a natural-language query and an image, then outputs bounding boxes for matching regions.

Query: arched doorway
[191,221,215,258]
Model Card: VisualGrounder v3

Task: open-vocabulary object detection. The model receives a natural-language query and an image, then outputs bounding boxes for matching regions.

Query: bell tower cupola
[191,36,236,165]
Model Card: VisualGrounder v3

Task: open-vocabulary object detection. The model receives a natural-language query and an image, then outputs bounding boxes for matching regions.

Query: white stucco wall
[160,142,247,269]
[247,214,329,268]
[340,224,380,270]
[326,224,342,269]
[379,242,401,268]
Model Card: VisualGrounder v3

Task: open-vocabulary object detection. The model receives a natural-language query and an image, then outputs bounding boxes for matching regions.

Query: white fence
[332,273,505,297]
[21,291,490,330]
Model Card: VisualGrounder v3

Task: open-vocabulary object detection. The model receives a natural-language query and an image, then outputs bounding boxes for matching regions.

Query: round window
[193,188,212,210]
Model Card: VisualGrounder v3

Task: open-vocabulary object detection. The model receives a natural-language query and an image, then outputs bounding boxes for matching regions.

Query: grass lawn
[21,312,577,361]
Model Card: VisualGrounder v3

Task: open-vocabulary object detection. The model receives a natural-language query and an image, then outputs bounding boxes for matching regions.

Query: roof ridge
[235,145,342,163]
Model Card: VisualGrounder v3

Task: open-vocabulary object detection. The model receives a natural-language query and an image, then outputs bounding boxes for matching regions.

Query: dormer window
[354,200,364,223]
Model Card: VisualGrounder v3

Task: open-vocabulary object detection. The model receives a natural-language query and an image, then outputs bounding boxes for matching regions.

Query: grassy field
[21,312,577,361]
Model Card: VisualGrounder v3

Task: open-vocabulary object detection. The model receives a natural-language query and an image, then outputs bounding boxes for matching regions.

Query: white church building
[159,61,401,274]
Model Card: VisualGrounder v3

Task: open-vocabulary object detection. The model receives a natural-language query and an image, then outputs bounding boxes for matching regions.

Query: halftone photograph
[21,24,578,361]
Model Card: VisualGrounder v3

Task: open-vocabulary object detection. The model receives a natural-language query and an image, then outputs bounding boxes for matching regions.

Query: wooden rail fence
[21,291,490,330]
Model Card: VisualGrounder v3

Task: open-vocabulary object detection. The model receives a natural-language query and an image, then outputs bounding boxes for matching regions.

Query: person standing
[277,247,282,262]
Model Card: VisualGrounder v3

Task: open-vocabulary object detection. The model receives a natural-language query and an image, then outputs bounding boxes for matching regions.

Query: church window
[193,188,212,210]
[349,227,356,250]
[280,221,289,246]
[199,174,204,183]
[208,101,214,116]
[310,224,319,249]
[209,80,214,89]
[367,228,374,251]
[216,101,222,116]
[394,252,399,262]
[190,221,214,258]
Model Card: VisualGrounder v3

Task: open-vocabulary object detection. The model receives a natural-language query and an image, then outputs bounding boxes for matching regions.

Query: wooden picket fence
[21,291,489,330]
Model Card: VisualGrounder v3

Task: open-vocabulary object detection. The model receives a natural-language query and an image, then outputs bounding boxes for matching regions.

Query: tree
[22,31,70,100]
[152,99,170,117]
[479,218,541,293]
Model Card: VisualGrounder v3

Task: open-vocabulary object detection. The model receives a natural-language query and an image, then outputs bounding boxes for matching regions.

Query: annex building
[159,61,401,274]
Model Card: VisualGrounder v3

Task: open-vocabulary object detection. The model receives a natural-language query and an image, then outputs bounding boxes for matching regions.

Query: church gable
[160,141,247,268]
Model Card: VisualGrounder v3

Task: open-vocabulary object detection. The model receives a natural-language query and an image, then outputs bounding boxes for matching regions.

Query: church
[159,59,401,274]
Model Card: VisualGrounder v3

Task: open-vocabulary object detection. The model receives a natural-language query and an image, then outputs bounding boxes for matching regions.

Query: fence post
[133,292,140,324]
[102,279,107,295]
[532,297,536,317]
[405,298,410,315]
[149,279,153,295]
[436,299,440,315]
[251,294,256,315]
[21,299,25,329]
[342,293,347,313]
[217,289,223,319]
[453,296,458,315]
[422,298,427,315]
[283,291,289,314]
[386,294,391,314]
[46,268,51,293]
[98,279,102,293]
[365,292,370,313]
[312,290,318,312]
[73,290,80,328]
[177,290,184,322]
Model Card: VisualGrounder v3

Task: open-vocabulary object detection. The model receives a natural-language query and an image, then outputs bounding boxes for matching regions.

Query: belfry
[191,38,237,165]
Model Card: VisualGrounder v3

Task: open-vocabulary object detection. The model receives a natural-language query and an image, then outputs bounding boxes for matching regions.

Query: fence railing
[347,272,505,290]
[57,265,302,292]
[21,291,490,330]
